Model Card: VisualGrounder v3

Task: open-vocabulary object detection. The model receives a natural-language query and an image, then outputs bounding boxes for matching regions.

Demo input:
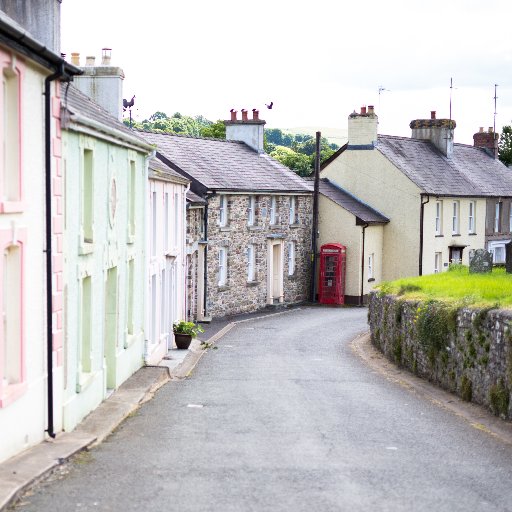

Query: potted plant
[173,321,204,350]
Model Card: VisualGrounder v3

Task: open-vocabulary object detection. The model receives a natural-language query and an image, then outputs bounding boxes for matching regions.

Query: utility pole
[310,131,321,302]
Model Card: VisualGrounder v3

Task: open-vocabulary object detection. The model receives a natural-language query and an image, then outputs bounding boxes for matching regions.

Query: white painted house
[146,158,189,364]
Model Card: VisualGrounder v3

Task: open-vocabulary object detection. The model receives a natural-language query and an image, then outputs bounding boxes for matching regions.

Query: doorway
[268,241,283,305]
[104,267,118,391]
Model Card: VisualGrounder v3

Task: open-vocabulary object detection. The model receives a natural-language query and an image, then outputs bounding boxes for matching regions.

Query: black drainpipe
[202,199,209,320]
[419,194,430,276]
[44,63,66,438]
[360,223,369,306]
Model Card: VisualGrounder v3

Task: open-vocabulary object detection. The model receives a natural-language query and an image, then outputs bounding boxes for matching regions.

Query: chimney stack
[473,126,499,159]
[347,104,378,147]
[73,48,125,120]
[224,108,266,153]
[410,112,456,158]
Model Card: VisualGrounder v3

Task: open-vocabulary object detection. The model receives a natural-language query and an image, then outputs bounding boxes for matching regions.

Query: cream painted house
[0,4,80,463]
[319,106,512,301]
[146,158,189,364]
[61,84,153,431]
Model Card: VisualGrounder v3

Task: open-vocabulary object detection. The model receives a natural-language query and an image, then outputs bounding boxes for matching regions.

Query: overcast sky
[61,0,511,145]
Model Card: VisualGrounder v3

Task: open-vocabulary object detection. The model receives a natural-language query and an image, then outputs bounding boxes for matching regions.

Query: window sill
[127,234,135,244]
[451,233,461,237]
[76,371,96,394]
[124,332,138,349]
[287,273,299,280]
[217,284,230,291]
[219,226,232,232]
[79,242,94,255]
[368,277,375,282]
[0,382,27,408]
[247,225,263,231]
[468,232,477,236]
[269,224,281,229]
[0,201,24,214]
[289,223,300,229]
[246,280,260,287]
[435,234,444,238]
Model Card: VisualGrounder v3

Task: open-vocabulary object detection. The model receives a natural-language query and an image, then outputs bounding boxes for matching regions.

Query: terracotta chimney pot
[71,52,80,66]
[252,109,259,120]
[230,109,237,121]
[431,111,436,120]
[361,106,367,115]
[367,105,375,114]
[241,109,248,121]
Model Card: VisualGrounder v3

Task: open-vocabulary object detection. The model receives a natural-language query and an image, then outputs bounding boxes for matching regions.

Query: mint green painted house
[61,84,153,431]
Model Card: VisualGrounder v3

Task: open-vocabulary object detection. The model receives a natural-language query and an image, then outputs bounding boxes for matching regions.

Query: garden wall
[368,292,512,419]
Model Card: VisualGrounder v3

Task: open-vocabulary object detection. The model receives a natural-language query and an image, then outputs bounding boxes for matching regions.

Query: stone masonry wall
[206,193,312,317]
[369,292,512,419]
[186,207,204,321]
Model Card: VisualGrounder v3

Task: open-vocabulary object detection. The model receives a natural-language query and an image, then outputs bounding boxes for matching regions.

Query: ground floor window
[488,240,509,264]
[218,248,228,286]
[247,244,256,282]
[288,241,295,275]
[434,252,442,273]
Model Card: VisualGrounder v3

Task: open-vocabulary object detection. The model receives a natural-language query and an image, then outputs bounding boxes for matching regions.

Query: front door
[269,242,283,304]
[449,247,463,264]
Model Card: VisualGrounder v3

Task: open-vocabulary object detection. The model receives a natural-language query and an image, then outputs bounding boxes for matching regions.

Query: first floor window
[289,196,297,224]
[452,201,460,234]
[434,252,442,273]
[435,201,442,235]
[468,201,475,234]
[269,196,277,225]
[219,195,228,227]
[495,202,502,233]
[247,244,256,281]
[248,196,256,226]
[288,241,295,275]
[218,248,227,286]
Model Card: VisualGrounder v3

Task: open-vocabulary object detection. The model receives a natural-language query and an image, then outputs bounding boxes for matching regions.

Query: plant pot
[174,333,192,350]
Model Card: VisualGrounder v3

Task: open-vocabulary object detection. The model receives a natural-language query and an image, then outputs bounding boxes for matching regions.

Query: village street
[13,307,512,512]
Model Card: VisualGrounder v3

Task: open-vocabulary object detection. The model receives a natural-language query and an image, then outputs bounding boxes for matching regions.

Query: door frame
[267,239,284,305]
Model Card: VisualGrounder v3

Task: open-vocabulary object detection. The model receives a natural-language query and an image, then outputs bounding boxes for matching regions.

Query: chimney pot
[431,111,436,120]
[241,109,248,121]
[71,52,80,66]
[230,109,237,121]
[85,55,96,66]
[361,106,367,115]
[479,127,484,133]
[367,105,375,114]
[252,109,259,121]
[489,127,493,133]
[101,48,112,65]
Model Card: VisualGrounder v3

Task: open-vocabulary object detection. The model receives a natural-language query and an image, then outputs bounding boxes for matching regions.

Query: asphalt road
[13,307,512,511]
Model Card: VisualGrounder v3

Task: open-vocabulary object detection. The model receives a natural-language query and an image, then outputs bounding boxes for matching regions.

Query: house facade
[0,4,79,463]
[146,158,189,363]
[139,111,313,319]
[61,84,152,431]
[320,106,512,301]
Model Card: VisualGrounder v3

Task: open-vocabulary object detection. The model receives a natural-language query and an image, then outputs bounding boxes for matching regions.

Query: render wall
[369,293,512,419]
[205,193,312,318]
[0,54,48,464]
[322,148,421,281]
[62,130,147,431]
[422,197,486,273]
[186,206,205,321]
[318,195,383,299]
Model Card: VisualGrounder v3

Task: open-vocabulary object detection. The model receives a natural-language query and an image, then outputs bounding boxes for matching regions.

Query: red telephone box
[319,243,346,305]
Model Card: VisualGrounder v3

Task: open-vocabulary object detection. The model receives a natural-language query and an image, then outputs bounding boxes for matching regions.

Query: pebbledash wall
[369,293,512,419]
[206,193,312,317]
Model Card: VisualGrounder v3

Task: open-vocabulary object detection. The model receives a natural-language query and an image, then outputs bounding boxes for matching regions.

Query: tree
[200,120,226,139]
[499,125,512,167]
[270,146,312,176]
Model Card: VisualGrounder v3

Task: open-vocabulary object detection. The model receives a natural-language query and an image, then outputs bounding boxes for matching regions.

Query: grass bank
[377,265,512,309]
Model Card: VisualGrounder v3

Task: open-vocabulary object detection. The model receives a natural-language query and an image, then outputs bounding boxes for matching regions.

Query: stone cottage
[139,111,313,319]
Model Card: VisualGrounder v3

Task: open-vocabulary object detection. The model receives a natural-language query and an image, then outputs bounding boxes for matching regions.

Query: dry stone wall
[368,292,512,419]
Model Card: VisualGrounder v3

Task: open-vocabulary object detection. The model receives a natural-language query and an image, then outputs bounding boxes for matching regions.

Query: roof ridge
[134,129,244,144]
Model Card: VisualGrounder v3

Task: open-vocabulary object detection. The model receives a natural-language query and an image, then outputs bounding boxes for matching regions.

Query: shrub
[489,379,510,417]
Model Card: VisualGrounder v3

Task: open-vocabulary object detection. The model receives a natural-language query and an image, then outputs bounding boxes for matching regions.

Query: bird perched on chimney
[266,101,273,109]
[123,95,135,111]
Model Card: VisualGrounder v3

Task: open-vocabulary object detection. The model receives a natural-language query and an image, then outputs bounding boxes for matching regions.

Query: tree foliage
[123,112,338,176]
[499,125,512,167]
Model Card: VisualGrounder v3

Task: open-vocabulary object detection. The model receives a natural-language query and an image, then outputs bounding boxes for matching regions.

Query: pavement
[3,304,512,511]
[0,306,302,512]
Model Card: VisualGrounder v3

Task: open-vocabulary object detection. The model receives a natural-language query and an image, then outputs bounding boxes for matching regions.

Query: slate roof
[377,135,512,197]
[186,190,206,205]
[148,157,189,185]
[137,131,311,193]
[319,179,389,224]
[62,84,151,150]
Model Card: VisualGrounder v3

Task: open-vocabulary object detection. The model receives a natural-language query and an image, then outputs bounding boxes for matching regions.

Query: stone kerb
[368,292,512,419]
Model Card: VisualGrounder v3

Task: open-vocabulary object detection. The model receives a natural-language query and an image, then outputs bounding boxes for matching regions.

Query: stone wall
[206,193,312,317]
[368,292,512,419]
[186,206,204,321]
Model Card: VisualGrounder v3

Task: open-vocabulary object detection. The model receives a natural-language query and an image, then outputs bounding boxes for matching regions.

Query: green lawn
[377,265,512,308]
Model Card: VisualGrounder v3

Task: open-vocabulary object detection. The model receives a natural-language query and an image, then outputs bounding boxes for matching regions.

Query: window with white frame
[219,195,228,227]
[269,196,277,225]
[247,244,256,281]
[452,201,460,234]
[80,276,92,374]
[289,196,297,224]
[495,202,502,233]
[435,201,443,235]
[509,203,512,233]
[434,252,442,273]
[164,192,169,251]
[288,241,296,275]
[468,201,476,234]
[151,191,157,257]
[248,196,256,226]
[218,247,228,286]
[488,241,508,264]
[368,253,374,279]
[174,192,180,246]
[128,160,136,238]
[82,149,94,244]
